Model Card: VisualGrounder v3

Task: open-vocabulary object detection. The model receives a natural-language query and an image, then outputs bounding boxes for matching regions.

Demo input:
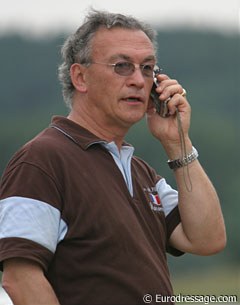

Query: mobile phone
[150,66,170,118]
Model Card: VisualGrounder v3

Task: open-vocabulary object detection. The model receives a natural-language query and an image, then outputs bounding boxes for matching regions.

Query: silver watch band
[167,146,199,170]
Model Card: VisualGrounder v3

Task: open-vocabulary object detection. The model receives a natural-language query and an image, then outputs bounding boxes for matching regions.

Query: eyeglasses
[89,61,157,78]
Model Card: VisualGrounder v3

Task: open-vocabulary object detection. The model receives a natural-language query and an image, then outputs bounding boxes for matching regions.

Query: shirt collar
[49,116,132,150]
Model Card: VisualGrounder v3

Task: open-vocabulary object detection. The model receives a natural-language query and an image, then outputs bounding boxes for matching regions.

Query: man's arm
[147,74,226,255]
[2,258,60,305]
[169,154,226,255]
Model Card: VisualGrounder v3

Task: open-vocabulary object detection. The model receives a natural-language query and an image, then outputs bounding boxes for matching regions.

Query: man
[0,10,226,305]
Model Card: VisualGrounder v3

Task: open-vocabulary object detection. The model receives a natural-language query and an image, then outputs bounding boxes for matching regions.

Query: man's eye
[143,64,154,71]
[116,62,132,68]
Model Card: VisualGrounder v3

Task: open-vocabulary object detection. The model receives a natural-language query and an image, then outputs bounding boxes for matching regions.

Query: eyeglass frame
[86,61,161,78]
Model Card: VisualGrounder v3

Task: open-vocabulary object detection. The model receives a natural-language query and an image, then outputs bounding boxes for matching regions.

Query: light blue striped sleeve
[0,196,68,253]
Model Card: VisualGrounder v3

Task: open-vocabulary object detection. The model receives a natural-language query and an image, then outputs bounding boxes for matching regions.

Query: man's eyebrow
[109,54,131,61]
[109,54,156,62]
[143,55,157,62]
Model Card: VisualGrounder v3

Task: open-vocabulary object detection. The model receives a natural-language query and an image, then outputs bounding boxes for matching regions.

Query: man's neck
[67,109,128,150]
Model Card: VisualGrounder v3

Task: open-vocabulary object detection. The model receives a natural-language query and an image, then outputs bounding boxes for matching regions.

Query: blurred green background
[0,28,239,301]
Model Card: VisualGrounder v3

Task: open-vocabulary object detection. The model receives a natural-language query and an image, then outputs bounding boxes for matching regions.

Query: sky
[0,0,239,36]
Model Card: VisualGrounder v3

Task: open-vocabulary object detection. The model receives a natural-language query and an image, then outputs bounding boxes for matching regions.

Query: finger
[158,84,183,100]
[157,79,179,90]
[156,73,169,80]
[166,94,189,116]
[156,77,179,92]
[156,77,178,89]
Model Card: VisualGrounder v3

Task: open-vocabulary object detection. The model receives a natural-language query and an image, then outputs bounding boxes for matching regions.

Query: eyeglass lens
[114,62,154,77]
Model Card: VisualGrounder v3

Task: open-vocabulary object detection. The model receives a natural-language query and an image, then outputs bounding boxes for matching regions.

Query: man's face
[83,27,156,130]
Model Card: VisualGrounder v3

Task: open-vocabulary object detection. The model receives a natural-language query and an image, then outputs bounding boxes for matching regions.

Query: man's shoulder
[22,127,65,156]
[27,126,67,153]
[4,127,67,174]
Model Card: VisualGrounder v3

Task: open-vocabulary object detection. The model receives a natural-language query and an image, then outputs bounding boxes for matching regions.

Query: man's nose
[126,68,145,88]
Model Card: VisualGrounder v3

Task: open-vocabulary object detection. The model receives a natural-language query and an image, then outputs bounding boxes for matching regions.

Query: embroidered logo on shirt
[144,187,164,213]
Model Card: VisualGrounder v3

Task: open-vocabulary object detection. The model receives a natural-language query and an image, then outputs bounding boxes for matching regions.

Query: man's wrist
[167,146,199,170]
[162,137,192,160]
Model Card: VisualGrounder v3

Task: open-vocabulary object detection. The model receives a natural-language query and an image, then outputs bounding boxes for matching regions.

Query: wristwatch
[167,146,199,170]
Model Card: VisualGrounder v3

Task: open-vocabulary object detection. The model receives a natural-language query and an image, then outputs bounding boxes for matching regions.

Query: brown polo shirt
[0,116,182,305]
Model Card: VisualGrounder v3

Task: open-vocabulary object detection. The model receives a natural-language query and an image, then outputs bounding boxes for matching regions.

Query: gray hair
[58,9,157,108]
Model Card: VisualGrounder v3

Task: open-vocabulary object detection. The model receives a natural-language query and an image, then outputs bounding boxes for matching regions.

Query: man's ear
[70,63,87,93]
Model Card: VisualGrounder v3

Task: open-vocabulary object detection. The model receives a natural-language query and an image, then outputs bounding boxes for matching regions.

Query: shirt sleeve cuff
[165,206,184,257]
[0,237,53,272]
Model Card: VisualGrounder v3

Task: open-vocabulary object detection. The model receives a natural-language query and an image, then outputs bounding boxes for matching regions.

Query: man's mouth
[123,96,143,103]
